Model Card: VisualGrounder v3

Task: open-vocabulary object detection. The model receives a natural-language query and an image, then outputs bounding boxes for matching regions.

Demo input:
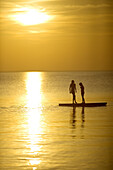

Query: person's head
[79,82,82,86]
[71,80,74,83]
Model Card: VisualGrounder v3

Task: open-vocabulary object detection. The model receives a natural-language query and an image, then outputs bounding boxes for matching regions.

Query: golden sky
[0,0,113,71]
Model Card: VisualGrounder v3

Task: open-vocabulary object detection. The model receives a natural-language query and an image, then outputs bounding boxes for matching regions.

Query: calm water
[0,71,113,170]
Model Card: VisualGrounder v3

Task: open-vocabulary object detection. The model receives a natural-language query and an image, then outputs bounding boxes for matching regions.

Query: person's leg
[82,93,85,103]
[73,93,77,103]
[73,93,75,104]
[75,94,77,103]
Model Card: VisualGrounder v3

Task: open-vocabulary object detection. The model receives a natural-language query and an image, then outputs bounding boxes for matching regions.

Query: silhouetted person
[69,80,77,104]
[79,82,85,103]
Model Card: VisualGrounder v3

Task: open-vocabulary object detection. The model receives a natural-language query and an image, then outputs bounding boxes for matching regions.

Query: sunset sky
[0,0,113,71]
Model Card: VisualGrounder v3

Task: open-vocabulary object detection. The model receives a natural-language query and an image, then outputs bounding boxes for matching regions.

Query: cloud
[0,0,113,36]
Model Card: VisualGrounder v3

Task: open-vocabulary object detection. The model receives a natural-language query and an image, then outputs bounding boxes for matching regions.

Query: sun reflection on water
[25,72,43,167]
[26,72,42,108]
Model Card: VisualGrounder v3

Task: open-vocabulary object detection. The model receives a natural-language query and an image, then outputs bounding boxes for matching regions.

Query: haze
[0,0,113,71]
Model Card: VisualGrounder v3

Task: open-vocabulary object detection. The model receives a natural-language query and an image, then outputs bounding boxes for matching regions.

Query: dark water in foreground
[0,72,113,169]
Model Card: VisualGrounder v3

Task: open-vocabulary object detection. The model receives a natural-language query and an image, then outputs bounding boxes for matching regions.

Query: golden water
[0,72,113,169]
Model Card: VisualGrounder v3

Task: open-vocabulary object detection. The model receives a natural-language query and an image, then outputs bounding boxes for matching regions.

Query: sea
[0,71,113,170]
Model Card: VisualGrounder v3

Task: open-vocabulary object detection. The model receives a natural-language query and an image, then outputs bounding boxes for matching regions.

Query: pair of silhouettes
[69,80,85,104]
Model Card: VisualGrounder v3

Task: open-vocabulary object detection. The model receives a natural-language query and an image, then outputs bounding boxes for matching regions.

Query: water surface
[0,72,113,169]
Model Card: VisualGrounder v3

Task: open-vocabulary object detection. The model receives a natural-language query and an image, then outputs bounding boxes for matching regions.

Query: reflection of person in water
[72,107,76,128]
[79,82,85,103]
[70,107,85,129]
[81,107,85,128]
[69,80,77,104]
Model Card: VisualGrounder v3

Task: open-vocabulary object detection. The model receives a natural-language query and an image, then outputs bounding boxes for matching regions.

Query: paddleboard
[59,102,107,107]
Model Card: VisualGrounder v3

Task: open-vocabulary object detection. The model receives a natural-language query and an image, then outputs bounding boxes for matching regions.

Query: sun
[11,7,52,26]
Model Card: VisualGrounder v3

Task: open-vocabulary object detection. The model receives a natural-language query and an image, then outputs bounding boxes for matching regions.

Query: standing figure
[69,80,77,104]
[79,82,85,103]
